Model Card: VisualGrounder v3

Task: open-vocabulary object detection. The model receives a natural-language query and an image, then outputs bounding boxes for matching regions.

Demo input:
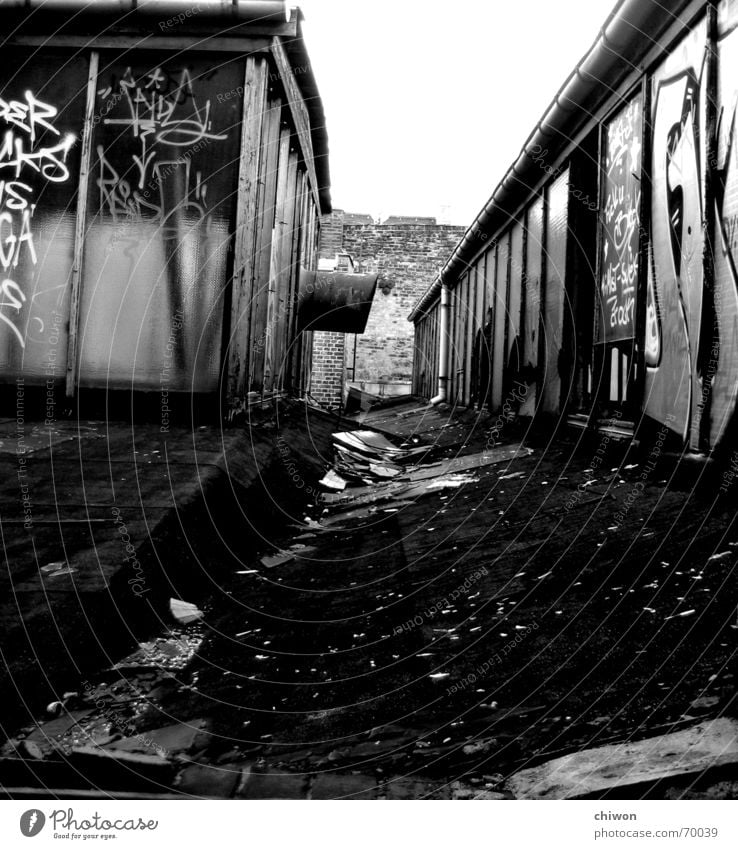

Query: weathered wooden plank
[227,56,269,403]
[65,50,99,398]
[7,33,275,52]
[263,127,293,395]
[270,36,322,213]
[248,99,282,394]
[272,150,299,392]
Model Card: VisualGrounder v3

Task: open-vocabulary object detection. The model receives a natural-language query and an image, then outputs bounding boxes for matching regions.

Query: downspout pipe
[429,285,450,405]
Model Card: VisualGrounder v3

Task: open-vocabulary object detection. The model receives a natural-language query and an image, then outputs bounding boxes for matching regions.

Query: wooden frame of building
[0,0,331,419]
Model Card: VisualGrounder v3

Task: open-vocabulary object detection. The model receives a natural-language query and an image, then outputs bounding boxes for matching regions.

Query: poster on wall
[596,93,643,345]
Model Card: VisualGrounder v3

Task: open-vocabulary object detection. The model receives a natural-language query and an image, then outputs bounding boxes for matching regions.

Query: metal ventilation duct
[297,271,379,334]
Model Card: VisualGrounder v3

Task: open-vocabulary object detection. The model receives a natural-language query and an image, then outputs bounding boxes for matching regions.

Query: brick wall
[309,211,465,404]
[318,210,345,261]
[341,221,465,382]
[310,330,346,408]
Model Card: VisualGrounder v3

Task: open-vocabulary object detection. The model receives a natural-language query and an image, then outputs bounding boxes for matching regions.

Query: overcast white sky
[297,0,619,225]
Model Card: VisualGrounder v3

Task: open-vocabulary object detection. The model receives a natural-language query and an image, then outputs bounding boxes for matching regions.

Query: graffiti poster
[597,94,643,345]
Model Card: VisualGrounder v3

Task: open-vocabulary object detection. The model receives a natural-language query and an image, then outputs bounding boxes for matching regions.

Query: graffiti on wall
[80,61,242,391]
[598,95,643,343]
[708,20,738,446]
[0,91,75,348]
[95,67,227,228]
[645,23,707,443]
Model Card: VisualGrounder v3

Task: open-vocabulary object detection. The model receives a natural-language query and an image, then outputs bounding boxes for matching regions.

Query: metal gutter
[408,0,704,322]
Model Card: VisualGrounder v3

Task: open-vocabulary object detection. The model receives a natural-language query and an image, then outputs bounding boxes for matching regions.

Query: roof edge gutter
[408,0,701,323]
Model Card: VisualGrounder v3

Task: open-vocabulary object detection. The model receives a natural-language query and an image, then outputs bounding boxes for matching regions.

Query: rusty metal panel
[470,259,484,406]
[455,276,463,403]
[542,169,570,415]
[464,266,477,405]
[459,274,469,404]
[432,303,439,398]
[492,232,509,410]
[522,196,544,416]
[427,306,436,398]
[452,275,462,403]
[78,56,244,392]
[508,220,524,377]
[449,283,458,403]
[0,51,89,383]
[297,270,378,333]
[477,247,495,408]
[414,310,431,398]
[463,272,473,404]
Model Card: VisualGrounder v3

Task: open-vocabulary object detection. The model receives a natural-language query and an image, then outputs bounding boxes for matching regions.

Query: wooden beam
[65,50,99,398]
[270,36,322,213]
[7,33,274,53]
[286,169,308,392]
[248,100,282,393]
[227,55,269,404]
[272,149,299,393]
[263,126,292,395]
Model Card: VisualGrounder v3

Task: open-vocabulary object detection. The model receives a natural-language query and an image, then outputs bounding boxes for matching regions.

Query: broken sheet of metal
[297,271,379,333]
[318,470,347,492]
[169,599,204,626]
[319,434,535,523]
[333,430,411,459]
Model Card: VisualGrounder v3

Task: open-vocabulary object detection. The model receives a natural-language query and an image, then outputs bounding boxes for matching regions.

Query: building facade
[0,0,330,419]
[411,0,738,455]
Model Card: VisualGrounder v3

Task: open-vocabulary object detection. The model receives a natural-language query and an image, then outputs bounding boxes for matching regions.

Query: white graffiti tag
[0,92,74,348]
